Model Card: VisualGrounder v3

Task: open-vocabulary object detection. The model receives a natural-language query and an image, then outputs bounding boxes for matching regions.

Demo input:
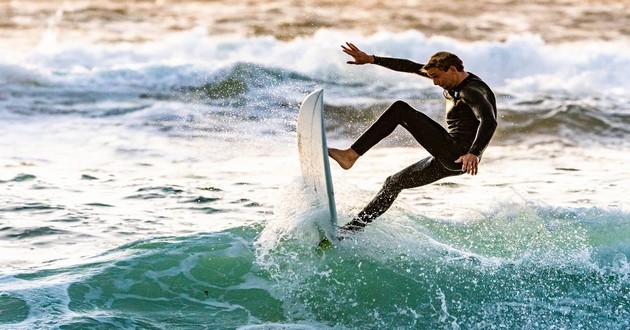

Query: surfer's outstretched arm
[342,42,429,78]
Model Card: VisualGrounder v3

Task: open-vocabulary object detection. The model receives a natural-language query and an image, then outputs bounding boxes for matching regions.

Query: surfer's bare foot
[328,148,359,170]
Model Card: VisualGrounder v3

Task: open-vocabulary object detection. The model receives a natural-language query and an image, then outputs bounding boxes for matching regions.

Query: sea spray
[251,179,630,328]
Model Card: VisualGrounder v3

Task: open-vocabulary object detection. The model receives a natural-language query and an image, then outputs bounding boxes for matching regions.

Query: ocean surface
[1,0,629,329]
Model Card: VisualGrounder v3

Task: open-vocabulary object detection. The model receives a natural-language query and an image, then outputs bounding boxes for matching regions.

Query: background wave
[1,31,629,147]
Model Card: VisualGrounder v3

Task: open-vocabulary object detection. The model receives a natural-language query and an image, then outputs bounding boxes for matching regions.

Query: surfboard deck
[297,89,337,244]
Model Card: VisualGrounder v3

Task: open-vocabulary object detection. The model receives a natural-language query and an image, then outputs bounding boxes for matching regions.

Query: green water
[2,204,628,329]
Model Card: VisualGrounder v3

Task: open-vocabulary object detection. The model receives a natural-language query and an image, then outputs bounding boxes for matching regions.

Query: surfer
[329,42,497,232]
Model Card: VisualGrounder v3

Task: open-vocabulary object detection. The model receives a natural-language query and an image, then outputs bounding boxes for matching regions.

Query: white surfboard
[297,89,337,239]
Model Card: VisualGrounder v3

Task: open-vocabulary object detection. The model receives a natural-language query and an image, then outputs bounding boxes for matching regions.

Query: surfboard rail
[297,89,337,235]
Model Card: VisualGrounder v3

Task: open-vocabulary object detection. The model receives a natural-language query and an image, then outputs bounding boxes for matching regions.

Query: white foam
[1,29,628,100]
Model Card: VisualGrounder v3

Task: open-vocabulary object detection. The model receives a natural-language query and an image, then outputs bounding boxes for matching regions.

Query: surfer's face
[425,66,458,90]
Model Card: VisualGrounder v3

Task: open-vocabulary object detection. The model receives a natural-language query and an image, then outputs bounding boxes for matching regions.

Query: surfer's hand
[455,153,479,175]
[341,42,374,65]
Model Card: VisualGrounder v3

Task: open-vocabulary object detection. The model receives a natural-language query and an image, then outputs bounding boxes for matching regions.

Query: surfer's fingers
[342,47,361,56]
[465,163,478,175]
[347,42,364,53]
[342,50,363,63]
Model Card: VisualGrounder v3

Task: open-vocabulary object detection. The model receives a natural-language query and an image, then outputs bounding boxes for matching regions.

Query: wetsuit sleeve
[373,56,429,77]
[460,85,498,157]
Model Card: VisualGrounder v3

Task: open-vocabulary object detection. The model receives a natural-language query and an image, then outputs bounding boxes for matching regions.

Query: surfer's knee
[388,100,417,120]
[391,100,410,111]
[383,100,409,116]
[383,174,403,192]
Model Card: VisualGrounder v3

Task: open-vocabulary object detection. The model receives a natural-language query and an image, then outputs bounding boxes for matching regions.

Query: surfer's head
[422,52,467,90]
[422,51,464,72]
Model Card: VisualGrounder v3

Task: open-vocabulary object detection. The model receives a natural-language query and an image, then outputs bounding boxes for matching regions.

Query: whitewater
[1,0,629,329]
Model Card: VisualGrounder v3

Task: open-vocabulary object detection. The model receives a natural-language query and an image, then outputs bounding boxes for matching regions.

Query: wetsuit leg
[351,100,467,171]
[341,157,462,231]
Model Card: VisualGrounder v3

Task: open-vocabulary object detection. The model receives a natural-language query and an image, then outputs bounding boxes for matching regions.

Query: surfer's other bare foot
[328,148,359,170]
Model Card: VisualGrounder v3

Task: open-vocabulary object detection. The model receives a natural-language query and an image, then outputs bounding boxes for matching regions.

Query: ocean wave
[3,31,628,96]
[2,201,629,329]
[497,100,630,144]
[183,63,314,99]
[1,31,628,145]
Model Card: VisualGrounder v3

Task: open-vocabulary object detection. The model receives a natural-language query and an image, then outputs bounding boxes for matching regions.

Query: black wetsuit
[342,56,497,231]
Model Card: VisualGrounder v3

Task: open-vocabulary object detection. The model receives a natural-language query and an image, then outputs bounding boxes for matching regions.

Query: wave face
[2,201,629,329]
[1,31,629,147]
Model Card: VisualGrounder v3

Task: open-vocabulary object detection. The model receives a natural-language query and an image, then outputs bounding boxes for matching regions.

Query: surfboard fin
[317,238,333,249]
[317,233,348,249]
